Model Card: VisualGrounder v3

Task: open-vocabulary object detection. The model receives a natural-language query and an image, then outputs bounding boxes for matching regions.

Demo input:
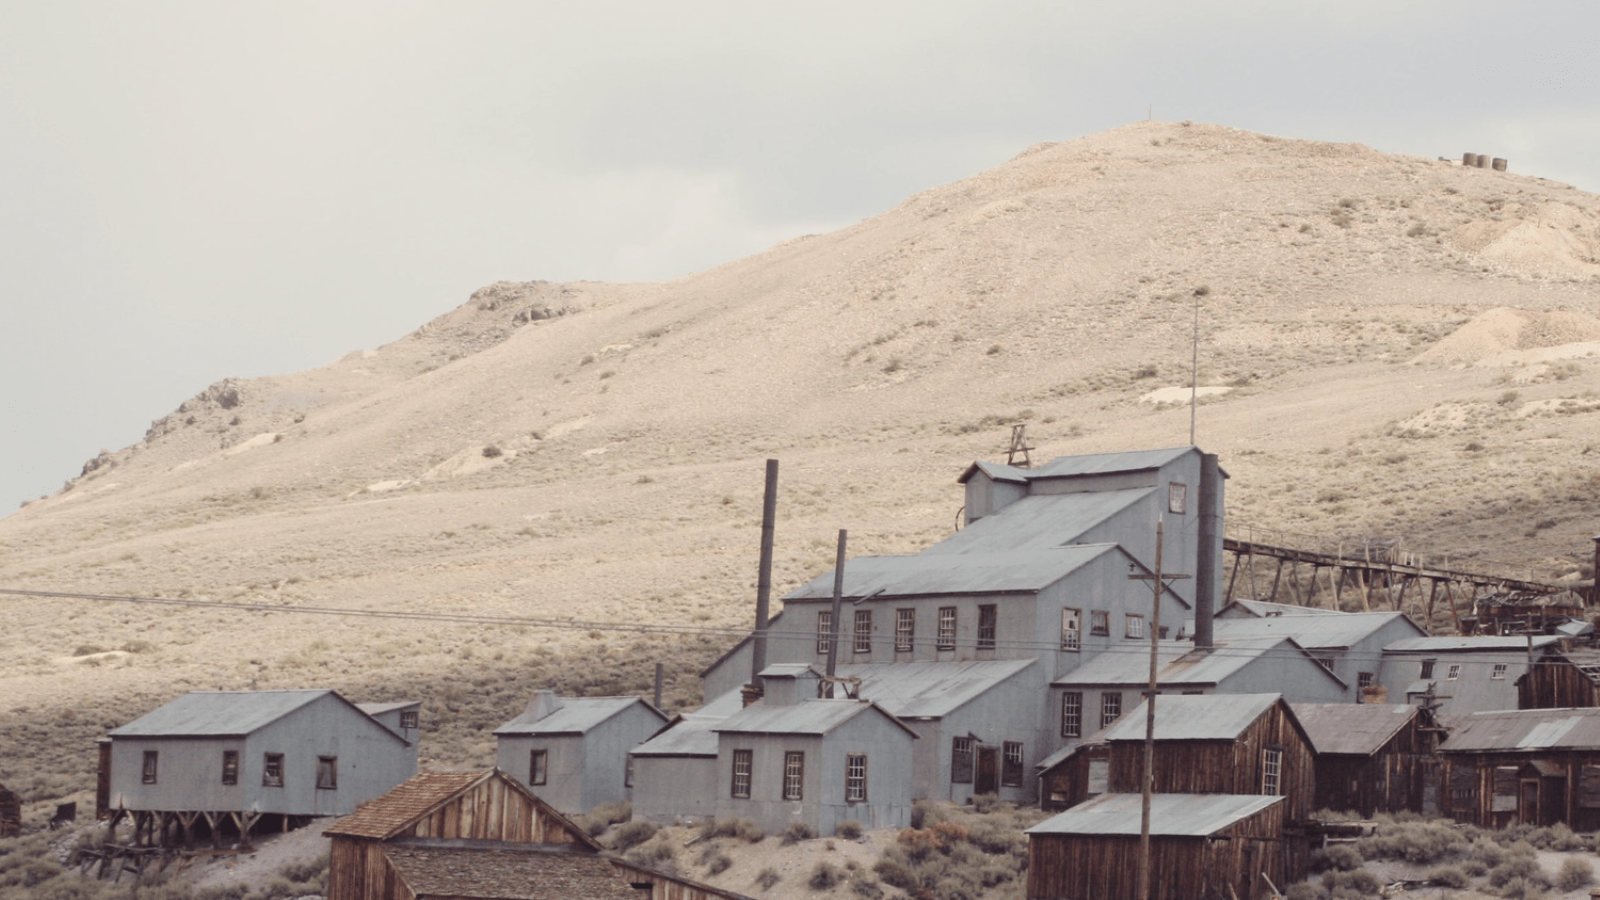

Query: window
[895,609,915,653]
[1125,614,1144,639]
[529,749,548,786]
[263,753,284,787]
[951,737,974,783]
[1061,608,1081,651]
[783,752,805,800]
[846,754,867,803]
[937,607,957,650]
[221,751,238,785]
[142,751,158,784]
[1262,747,1283,795]
[399,710,419,730]
[853,609,872,654]
[1002,741,1024,787]
[731,749,752,798]
[1061,692,1083,738]
[1357,672,1374,702]
[1101,692,1122,728]
[1492,663,1508,680]
[1447,664,1461,681]
[625,756,635,788]
[317,756,338,790]
[977,605,997,650]
[816,611,833,654]
[1090,610,1110,636]
[1420,659,1436,679]
[1087,759,1109,795]
[1168,482,1187,514]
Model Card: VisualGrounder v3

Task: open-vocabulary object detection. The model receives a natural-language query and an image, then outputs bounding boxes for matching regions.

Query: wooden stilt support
[1444,581,1462,633]
[1269,559,1284,603]
[1287,558,1302,606]
[1305,565,1321,607]
[1426,580,1439,632]
[1247,546,1259,600]
[1225,554,1241,605]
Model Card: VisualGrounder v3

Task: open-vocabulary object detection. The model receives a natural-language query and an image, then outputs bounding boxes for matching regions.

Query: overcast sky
[3,1,1598,515]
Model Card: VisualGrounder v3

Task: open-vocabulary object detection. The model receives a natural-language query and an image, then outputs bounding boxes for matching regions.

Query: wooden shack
[1034,728,1111,812]
[1293,703,1433,817]
[1437,707,1600,831]
[1026,793,1291,900]
[1518,649,1600,710]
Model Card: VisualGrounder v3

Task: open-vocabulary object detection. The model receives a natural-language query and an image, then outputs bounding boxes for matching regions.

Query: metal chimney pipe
[750,459,779,684]
[826,530,847,689]
[1194,453,1222,649]
[653,662,664,710]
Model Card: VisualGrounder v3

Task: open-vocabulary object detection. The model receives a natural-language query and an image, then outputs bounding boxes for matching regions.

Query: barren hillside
[6,120,1600,804]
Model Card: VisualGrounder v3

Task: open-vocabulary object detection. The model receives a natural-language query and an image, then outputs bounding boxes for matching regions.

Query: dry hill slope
[6,120,1600,800]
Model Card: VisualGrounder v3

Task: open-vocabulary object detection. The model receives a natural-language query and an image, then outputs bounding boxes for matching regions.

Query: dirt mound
[1414,308,1600,365]
[1446,201,1600,279]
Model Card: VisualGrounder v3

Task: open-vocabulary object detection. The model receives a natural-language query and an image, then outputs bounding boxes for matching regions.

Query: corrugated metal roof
[1053,637,1334,688]
[782,545,1119,600]
[713,699,917,739]
[1385,636,1562,653]
[957,460,1031,485]
[838,658,1037,719]
[324,770,491,838]
[629,690,746,758]
[384,844,640,900]
[493,697,659,736]
[1213,612,1421,650]
[758,664,820,678]
[110,690,335,737]
[920,491,1152,556]
[1025,792,1284,837]
[1218,600,1345,618]
[1439,708,1600,753]
[1029,447,1195,479]
[1291,703,1418,755]
[1100,694,1281,742]
[358,701,419,716]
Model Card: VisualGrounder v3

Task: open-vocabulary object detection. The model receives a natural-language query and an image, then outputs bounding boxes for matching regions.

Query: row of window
[1059,691,1125,738]
[1419,659,1507,681]
[728,750,868,803]
[140,750,330,789]
[1060,608,1145,650]
[817,606,998,654]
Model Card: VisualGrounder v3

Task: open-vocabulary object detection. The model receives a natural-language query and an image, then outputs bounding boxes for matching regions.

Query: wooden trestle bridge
[1224,525,1588,634]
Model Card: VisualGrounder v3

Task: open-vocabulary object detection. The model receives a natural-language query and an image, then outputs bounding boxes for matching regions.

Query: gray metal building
[1378,636,1564,716]
[1210,610,1425,697]
[493,690,667,815]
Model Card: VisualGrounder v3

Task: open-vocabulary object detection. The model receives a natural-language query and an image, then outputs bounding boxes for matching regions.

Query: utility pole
[1128,518,1190,900]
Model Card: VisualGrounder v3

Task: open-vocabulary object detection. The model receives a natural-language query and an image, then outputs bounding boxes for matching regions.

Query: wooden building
[1292,703,1432,817]
[326,769,751,900]
[1034,729,1111,812]
[100,690,418,847]
[1436,707,1600,830]
[1517,648,1600,710]
[1025,793,1293,900]
[493,690,667,815]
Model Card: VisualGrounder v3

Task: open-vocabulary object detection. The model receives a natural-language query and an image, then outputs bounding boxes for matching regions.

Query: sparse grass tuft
[782,821,817,846]
[836,819,863,840]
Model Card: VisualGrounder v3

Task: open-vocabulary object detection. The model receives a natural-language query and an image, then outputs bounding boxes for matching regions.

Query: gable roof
[494,697,664,736]
[1212,611,1423,650]
[1026,792,1283,837]
[1291,703,1419,756]
[1439,707,1600,753]
[714,699,920,740]
[109,690,405,745]
[630,689,746,759]
[383,843,638,900]
[781,544,1124,600]
[323,769,603,851]
[961,447,1197,485]
[1100,693,1282,742]
[839,658,1037,719]
[921,492,1156,556]
[1053,637,1346,690]
[1217,600,1345,618]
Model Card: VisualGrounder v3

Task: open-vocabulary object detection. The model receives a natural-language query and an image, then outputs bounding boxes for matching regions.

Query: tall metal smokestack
[1194,453,1222,650]
[825,530,847,688]
[750,459,779,686]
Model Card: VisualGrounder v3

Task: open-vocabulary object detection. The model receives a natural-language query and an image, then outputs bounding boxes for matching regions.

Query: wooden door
[1520,779,1540,825]
[976,747,999,794]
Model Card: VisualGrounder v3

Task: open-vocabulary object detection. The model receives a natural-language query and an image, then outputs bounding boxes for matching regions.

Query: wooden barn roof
[383,844,638,900]
[1292,703,1419,756]
[323,769,602,851]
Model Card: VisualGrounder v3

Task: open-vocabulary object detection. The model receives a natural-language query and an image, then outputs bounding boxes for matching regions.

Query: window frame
[1061,692,1083,738]
[1125,614,1144,639]
[816,610,833,654]
[783,751,805,801]
[937,607,957,650]
[1492,663,1508,680]
[845,753,867,803]
[1101,692,1122,728]
[1420,658,1436,679]
[951,737,974,784]
[1090,610,1110,637]
[221,750,239,786]
[1001,741,1024,788]
[1447,663,1461,681]
[1357,672,1374,700]
[853,609,872,654]
[977,604,997,650]
[625,755,635,788]
[142,750,158,785]
[399,710,419,730]
[1061,607,1081,651]
[731,749,752,798]
[1168,482,1187,514]
[529,749,548,786]
[263,753,285,787]
[895,608,915,653]
[1262,746,1283,795]
[317,756,338,791]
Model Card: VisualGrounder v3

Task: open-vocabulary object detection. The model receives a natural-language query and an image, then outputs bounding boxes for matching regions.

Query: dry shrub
[754,867,781,890]
[608,819,658,852]
[1320,868,1382,896]
[1355,818,1466,863]
[809,861,843,890]
[1425,864,1470,888]
[781,821,817,846]
[1309,844,1363,873]
[835,819,863,840]
[1556,856,1594,892]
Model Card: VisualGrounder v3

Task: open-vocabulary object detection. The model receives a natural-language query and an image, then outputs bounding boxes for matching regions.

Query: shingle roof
[782,545,1121,600]
[493,697,662,736]
[324,771,491,839]
[1025,792,1283,837]
[1291,703,1419,755]
[384,844,638,900]
[1439,707,1600,753]
[109,690,380,738]
[1212,612,1422,650]
[838,658,1037,719]
[1100,694,1281,742]
[714,699,919,739]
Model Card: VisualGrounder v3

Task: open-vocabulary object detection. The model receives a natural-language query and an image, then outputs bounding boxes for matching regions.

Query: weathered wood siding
[404,775,580,843]
[1104,702,1316,821]
[1025,803,1298,900]
[1312,717,1432,817]
[1039,744,1109,812]
[1440,752,1600,832]
[611,860,748,900]
[328,838,412,900]
[1518,658,1600,710]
